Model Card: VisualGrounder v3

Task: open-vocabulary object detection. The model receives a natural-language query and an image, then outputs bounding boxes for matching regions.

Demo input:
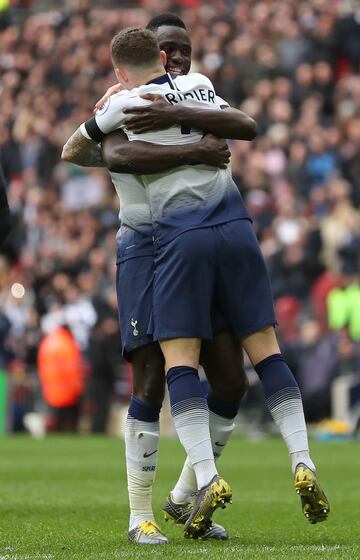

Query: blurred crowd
[0,0,359,432]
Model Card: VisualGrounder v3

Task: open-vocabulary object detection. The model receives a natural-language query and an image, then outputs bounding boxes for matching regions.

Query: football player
[62,14,256,544]
[63,17,329,542]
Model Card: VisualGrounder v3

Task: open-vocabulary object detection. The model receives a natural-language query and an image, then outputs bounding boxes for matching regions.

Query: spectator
[37,325,84,432]
[293,319,337,422]
[88,288,124,433]
[0,161,12,245]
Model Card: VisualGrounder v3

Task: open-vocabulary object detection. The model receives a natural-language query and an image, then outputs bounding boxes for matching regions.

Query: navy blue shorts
[116,231,229,358]
[116,231,154,358]
[152,219,277,341]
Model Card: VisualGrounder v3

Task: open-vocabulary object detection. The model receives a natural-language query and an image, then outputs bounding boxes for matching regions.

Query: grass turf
[0,435,359,559]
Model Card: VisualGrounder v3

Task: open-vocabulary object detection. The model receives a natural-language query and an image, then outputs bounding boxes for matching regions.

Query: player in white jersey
[63,19,329,542]
[83,30,244,536]
[106,27,329,537]
[62,14,257,544]
[80,70,252,239]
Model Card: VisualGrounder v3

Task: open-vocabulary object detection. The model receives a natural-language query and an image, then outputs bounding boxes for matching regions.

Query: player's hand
[123,94,177,133]
[197,134,231,168]
[94,84,124,113]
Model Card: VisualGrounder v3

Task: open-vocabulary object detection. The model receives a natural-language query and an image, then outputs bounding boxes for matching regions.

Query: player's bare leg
[241,325,280,365]
[241,325,330,523]
[160,337,201,371]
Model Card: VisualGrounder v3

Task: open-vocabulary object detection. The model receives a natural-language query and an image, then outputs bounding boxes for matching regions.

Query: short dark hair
[111,27,161,68]
[146,13,187,33]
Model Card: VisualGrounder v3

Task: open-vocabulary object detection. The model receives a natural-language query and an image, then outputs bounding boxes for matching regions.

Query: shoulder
[96,90,133,118]
[176,72,214,88]
[138,83,169,96]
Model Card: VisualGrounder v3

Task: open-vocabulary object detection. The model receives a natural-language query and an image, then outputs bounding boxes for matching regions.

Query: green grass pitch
[1,435,359,559]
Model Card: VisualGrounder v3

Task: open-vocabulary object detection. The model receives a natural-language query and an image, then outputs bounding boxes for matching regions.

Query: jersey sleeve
[80,93,127,142]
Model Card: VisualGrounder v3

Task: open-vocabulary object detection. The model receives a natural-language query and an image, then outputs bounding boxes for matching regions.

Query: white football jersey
[81,72,248,246]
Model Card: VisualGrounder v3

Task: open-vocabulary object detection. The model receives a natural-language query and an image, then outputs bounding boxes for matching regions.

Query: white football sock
[255,356,316,476]
[267,388,316,474]
[125,415,159,530]
[171,459,197,504]
[290,450,316,474]
[209,410,235,459]
[171,410,235,502]
[171,397,218,489]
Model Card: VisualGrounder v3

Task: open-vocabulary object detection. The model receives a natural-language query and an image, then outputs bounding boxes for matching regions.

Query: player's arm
[61,122,230,173]
[102,131,230,174]
[123,94,257,141]
[62,90,230,172]
[61,128,106,167]
[61,94,127,167]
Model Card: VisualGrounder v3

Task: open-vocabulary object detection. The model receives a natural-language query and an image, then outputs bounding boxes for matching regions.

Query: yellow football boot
[128,520,169,544]
[163,492,228,539]
[294,463,330,524]
[184,475,232,538]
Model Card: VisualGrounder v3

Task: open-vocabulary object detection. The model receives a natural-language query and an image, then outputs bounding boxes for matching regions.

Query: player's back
[109,172,151,231]
[84,72,250,246]
[110,171,154,262]
[127,73,250,246]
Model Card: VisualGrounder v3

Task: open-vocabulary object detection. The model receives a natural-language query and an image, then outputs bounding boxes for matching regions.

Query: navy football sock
[171,389,237,502]
[128,395,161,422]
[255,354,315,472]
[167,366,217,488]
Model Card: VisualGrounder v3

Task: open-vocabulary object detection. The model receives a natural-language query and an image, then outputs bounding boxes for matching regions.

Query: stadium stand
[0,0,359,432]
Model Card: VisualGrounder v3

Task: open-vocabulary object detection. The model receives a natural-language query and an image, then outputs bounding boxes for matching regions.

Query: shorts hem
[153,330,213,342]
[122,336,154,361]
[235,319,278,339]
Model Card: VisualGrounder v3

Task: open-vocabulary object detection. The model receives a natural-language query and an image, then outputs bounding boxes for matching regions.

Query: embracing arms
[102,130,230,173]
[61,128,230,173]
[61,129,107,167]
[62,85,256,171]
[100,99,257,172]
[122,94,258,140]
[93,84,258,141]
